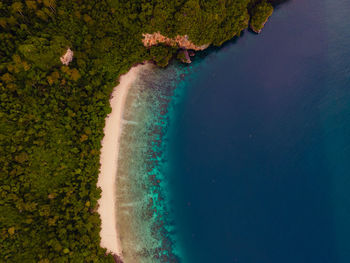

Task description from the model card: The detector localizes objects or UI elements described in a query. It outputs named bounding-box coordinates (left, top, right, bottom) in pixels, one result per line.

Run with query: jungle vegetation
left=0, top=0, right=275, bottom=262
left=249, top=0, right=274, bottom=33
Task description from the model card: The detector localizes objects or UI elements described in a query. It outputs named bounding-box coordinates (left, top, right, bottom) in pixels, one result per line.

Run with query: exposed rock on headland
left=177, top=49, right=191, bottom=64
left=142, top=32, right=209, bottom=51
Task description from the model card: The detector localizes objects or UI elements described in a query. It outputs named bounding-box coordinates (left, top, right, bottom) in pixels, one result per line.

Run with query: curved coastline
left=96, top=15, right=274, bottom=259
left=97, top=63, right=149, bottom=259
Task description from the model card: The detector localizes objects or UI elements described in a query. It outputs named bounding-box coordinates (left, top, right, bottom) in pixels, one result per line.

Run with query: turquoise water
left=116, top=63, right=190, bottom=262
left=116, top=0, right=350, bottom=262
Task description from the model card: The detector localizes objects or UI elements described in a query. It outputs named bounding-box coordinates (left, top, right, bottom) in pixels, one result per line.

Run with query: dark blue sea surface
left=166, top=0, right=350, bottom=262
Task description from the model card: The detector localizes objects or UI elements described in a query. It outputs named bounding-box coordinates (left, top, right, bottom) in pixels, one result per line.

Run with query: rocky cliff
left=142, top=32, right=209, bottom=51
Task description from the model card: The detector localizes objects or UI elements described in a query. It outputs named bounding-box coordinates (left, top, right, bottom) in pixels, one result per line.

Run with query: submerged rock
left=113, top=254, right=123, bottom=263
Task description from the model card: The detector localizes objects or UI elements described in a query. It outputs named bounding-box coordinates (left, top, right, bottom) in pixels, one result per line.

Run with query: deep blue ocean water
left=164, top=0, right=350, bottom=262
left=117, top=0, right=350, bottom=261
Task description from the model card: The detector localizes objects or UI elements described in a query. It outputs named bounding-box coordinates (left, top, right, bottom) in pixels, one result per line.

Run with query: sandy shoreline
left=97, top=64, right=147, bottom=258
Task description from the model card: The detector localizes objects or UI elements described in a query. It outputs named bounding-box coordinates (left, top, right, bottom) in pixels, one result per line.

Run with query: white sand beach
left=97, top=64, right=147, bottom=258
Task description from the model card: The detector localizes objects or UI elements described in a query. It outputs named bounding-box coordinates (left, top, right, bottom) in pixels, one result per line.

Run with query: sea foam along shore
left=97, top=63, right=149, bottom=259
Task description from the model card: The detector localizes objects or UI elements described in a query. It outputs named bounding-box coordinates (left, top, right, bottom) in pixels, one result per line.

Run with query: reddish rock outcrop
left=142, top=32, right=209, bottom=51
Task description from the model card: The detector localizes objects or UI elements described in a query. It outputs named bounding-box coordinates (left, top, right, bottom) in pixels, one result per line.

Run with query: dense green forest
left=250, top=0, right=274, bottom=33
left=0, top=0, right=275, bottom=262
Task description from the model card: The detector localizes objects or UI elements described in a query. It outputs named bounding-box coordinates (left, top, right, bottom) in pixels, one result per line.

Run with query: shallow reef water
left=116, top=62, right=189, bottom=262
